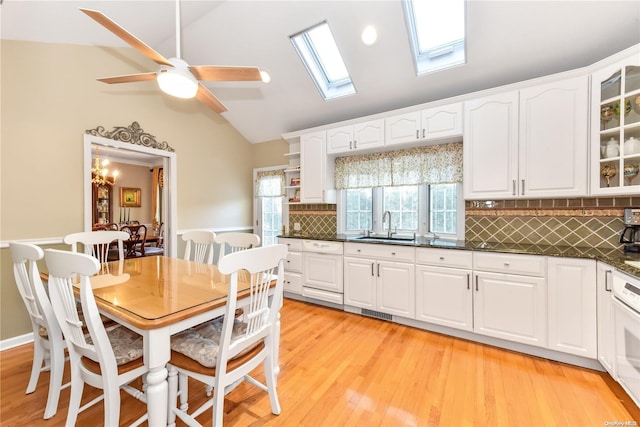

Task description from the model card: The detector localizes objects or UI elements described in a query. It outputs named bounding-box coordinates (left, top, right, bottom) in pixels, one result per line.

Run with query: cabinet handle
left=416, top=130, right=419, bottom=139
left=349, top=141, right=352, bottom=150
left=422, top=129, right=425, bottom=139
left=475, top=275, right=479, bottom=291
left=467, top=273, right=470, bottom=290
left=521, top=179, right=525, bottom=196
left=605, top=269, right=612, bottom=292
left=371, top=263, right=375, bottom=276
left=354, top=140, right=357, bottom=149
left=512, top=180, right=516, bottom=196
left=377, top=263, right=380, bottom=277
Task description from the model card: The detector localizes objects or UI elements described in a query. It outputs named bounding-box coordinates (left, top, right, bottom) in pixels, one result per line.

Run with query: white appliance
left=612, top=270, right=640, bottom=408
left=302, top=240, right=344, bottom=305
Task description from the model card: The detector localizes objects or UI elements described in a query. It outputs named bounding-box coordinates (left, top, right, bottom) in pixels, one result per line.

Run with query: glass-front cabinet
left=92, top=184, right=112, bottom=225
left=591, top=54, right=640, bottom=194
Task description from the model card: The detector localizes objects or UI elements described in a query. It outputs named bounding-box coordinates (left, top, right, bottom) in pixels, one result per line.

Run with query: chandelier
left=91, top=149, right=119, bottom=186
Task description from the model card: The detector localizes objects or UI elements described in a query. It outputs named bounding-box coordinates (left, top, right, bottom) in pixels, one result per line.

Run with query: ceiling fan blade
left=80, top=8, right=173, bottom=67
left=189, top=66, right=262, bottom=82
left=97, top=72, right=158, bottom=84
left=196, top=84, right=227, bottom=113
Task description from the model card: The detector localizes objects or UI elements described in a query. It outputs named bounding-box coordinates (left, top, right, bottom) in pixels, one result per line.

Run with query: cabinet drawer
left=416, top=248, right=472, bottom=269
left=344, top=243, right=415, bottom=263
left=278, top=237, right=303, bottom=251
left=473, top=252, right=545, bottom=277
left=284, top=272, right=302, bottom=295
left=284, top=251, right=302, bottom=273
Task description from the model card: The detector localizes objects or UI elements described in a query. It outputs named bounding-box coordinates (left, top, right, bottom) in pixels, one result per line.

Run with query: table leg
left=146, top=365, right=168, bottom=426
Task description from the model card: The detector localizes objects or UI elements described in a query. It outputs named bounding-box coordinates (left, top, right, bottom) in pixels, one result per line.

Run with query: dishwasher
left=302, top=240, right=344, bottom=306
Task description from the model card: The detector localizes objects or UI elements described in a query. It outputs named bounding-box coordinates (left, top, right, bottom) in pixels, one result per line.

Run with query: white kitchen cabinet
left=547, top=257, right=597, bottom=358
left=464, top=75, right=588, bottom=199
left=343, top=243, right=415, bottom=318
left=300, top=131, right=335, bottom=203
left=279, top=238, right=303, bottom=295
left=473, top=252, right=547, bottom=347
left=384, top=103, right=462, bottom=146
left=326, top=119, right=384, bottom=154
left=596, top=261, right=616, bottom=377
left=590, top=52, right=640, bottom=195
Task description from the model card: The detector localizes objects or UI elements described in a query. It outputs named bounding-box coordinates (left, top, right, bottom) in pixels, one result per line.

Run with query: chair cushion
left=170, top=317, right=250, bottom=368
left=85, top=325, right=144, bottom=366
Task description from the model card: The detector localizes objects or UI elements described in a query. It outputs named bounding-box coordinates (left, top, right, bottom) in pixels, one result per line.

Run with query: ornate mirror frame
left=83, top=122, right=177, bottom=257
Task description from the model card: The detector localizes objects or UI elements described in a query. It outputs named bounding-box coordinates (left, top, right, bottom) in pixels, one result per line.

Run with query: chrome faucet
left=382, top=210, right=392, bottom=238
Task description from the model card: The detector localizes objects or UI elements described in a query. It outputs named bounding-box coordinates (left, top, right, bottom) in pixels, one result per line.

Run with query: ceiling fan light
left=157, top=68, right=198, bottom=99
left=260, top=70, right=271, bottom=83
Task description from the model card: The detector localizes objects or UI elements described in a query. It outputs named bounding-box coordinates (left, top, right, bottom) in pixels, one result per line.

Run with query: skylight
left=403, top=0, right=466, bottom=75
left=291, top=21, right=356, bottom=100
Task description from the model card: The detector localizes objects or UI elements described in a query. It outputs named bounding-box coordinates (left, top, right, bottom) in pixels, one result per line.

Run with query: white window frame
left=253, top=165, right=287, bottom=246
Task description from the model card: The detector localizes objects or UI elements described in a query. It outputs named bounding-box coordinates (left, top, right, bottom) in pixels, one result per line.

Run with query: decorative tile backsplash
left=287, top=197, right=633, bottom=249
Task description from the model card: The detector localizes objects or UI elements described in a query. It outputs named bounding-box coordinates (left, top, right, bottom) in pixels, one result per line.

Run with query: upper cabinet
left=301, top=131, right=336, bottom=203
left=326, top=119, right=384, bottom=155
left=464, top=75, right=588, bottom=199
left=591, top=53, right=640, bottom=195
left=384, top=103, right=463, bottom=146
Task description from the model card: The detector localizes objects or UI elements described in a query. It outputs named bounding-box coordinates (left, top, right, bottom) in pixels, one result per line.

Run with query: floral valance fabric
left=335, top=142, right=463, bottom=189
left=256, top=169, right=285, bottom=197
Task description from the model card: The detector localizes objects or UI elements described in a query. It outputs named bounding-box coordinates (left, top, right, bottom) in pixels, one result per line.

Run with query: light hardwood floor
left=1, top=299, right=638, bottom=426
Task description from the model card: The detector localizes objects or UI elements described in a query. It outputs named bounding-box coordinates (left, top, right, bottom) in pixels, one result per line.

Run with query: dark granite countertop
left=278, top=233, right=640, bottom=278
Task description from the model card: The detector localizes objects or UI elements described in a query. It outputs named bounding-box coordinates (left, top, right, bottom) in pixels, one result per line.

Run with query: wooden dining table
left=87, top=255, right=278, bottom=426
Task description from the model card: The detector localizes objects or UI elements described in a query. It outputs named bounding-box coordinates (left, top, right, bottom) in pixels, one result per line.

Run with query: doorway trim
left=83, top=123, right=177, bottom=257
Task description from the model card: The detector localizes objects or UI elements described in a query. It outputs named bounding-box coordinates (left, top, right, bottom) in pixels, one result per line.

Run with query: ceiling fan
left=79, top=1, right=265, bottom=113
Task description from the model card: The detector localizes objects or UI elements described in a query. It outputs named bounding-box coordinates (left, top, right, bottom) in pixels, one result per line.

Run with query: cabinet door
left=597, top=262, right=616, bottom=376
left=354, top=119, right=385, bottom=151
left=415, top=265, right=472, bottom=331
left=377, top=261, right=415, bottom=318
left=326, top=125, right=353, bottom=154
left=343, top=257, right=376, bottom=309
left=421, top=103, right=463, bottom=140
left=302, top=252, right=343, bottom=293
left=301, top=131, right=332, bottom=203
left=384, top=112, right=420, bottom=146
left=519, top=76, right=588, bottom=198
left=547, top=258, right=596, bottom=358
left=463, top=91, right=519, bottom=199
left=284, top=272, right=303, bottom=295
left=474, top=271, right=547, bottom=347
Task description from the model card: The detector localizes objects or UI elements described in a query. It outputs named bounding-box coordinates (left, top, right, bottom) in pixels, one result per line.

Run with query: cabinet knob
left=391, top=252, right=396, bottom=255
left=504, top=262, right=510, bottom=266
left=439, top=256, right=445, bottom=260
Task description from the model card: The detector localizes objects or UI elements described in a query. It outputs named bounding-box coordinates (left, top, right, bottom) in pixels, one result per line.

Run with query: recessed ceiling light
left=361, top=25, right=377, bottom=46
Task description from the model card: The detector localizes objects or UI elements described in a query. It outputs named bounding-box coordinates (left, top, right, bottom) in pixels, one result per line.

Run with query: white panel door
left=353, top=119, right=385, bottom=151
left=519, top=76, right=588, bottom=198
left=547, top=257, right=597, bottom=358
left=463, top=91, right=519, bottom=199
left=377, top=261, right=415, bottom=318
left=326, top=125, right=353, bottom=154
left=302, top=252, right=343, bottom=293
left=474, top=271, right=547, bottom=347
left=300, top=131, right=327, bottom=203
left=385, top=112, right=420, bottom=146
left=596, top=262, right=616, bottom=376
left=343, top=257, right=376, bottom=309
left=415, top=265, right=473, bottom=331
left=421, top=103, right=463, bottom=140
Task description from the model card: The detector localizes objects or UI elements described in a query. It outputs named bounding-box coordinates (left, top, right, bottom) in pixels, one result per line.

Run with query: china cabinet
left=92, top=184, right=112, bottom=224
left=464, top=75, right=588, bottom=199
left=547, top=258, right=596, bottom=358
left=591, top=53, right=640, bottom=194
left=384, top=102, right=463, bottom=146
left=300, top=131, right=335, bottom=203
left=326, top=119, right=384, bottom=154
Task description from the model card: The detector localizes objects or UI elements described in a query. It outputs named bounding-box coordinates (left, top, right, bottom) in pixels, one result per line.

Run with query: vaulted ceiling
left=2, top=1, right=639, bottom=143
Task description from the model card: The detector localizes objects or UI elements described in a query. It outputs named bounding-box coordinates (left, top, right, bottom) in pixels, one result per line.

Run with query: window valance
left=335, top=142, right=463, bottom=189
left=256, top=169, right=285, bottom=197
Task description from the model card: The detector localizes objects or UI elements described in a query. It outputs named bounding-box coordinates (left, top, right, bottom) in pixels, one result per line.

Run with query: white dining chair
left=214, top=232, right=260, bottom=265
left=9, top=242, right=68, bottom=420
left=182, top=230, right=216, bottom=264
left=64, top=230, right=130, bottom=263
left=44, top=249, right=149, bottom=427
left=167, top=244, right=288, bottom=426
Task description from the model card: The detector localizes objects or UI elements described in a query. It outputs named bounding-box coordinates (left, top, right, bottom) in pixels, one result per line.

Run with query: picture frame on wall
left=120, top=187, right=141, bottom=207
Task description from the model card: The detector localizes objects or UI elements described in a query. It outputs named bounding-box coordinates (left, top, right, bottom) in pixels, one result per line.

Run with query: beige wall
left=252, top=137, right=289, bottom=169
left=0, top=40, right=285, bottom=341
left=109, top=162, right=155, bottom=226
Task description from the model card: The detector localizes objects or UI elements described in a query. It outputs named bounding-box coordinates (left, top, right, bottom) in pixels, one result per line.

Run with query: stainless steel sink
left=355, top=235, right=415, bottom=243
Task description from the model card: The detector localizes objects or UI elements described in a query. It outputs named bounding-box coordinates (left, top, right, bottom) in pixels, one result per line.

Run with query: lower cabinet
left=343, top=243, right=415, bottom=318
left=278, top=238, right=303, bottom=296
left=596, top=261, right=616, bottom=377
left=547, top=257, right=597, bottom=358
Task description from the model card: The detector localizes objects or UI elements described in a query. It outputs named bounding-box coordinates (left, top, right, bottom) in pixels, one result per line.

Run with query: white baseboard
left=1, top=332, right=34, bottom=351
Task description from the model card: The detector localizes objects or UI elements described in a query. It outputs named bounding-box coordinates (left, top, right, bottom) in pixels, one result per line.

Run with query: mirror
left=83, top=123, right=177, bottom=257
